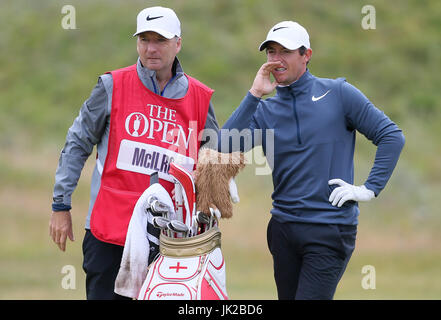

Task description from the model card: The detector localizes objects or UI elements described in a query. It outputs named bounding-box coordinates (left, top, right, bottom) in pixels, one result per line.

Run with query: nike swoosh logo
left=273, top=26, right=288, bottom=32
left=312, top=89, right=331, bottom=102
left=146, top=15, right=163, bottom=21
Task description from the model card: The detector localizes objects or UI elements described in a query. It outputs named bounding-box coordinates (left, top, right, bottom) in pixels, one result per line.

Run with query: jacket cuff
left=52, top=203, right=72, bottom=211
left=363, top=182, right=379, bottom=197
left=246, top=91, right=262, bottom=103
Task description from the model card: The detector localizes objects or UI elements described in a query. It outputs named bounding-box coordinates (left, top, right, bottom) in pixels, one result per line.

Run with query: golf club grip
left=150, top=171, right=159, bottom=186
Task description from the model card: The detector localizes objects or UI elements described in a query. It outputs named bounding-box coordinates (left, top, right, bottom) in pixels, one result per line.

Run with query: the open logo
left=125, top=112, right=148, bottom=137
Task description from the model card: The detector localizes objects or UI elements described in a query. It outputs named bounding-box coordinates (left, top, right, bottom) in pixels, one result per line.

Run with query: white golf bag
left=137, top=227, right=228, bottom=300
left=137, top=162, right=228, bottom=300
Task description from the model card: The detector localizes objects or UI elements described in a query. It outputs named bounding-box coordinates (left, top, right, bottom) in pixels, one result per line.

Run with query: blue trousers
left=266, top=217, right=357, bottom=300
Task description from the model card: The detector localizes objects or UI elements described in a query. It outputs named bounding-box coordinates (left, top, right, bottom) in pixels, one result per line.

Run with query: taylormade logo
left=157, top=291, right=185, bottom=298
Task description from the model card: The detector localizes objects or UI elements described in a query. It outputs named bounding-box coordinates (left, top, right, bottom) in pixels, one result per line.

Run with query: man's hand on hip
left=49, top=211, right=74, bottom=251
left=328, top=179, right=375, bottom=207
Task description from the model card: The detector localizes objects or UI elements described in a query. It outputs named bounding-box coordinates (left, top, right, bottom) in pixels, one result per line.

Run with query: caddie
left=49, top=6, right=218, bottom=299
left=220, top=21, right=405, bottom=299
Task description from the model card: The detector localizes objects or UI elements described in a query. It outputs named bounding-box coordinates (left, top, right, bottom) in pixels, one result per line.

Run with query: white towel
left=114, top=183, right=175, bottom=299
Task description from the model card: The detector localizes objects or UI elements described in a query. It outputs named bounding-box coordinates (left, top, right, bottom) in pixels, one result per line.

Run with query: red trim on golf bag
left=90, top=64, right=213, bottom=246
left=137, top=247, right=228, bottom=300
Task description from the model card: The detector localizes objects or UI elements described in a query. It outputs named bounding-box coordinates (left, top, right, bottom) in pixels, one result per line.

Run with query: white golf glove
left=328, top=179, right=375, bottom=207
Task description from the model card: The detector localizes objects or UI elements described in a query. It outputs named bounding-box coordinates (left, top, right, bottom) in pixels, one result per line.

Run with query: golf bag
left=137, top=162, right=228, bottom=300
left=137, top=227, right=228, bottom=300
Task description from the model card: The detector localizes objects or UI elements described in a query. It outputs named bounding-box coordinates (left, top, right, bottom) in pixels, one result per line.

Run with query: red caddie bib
left=90, top=64, right=213, bottom=246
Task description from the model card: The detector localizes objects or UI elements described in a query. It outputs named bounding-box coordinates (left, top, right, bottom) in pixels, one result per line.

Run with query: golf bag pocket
left=137, top=227, right=228, bottom=300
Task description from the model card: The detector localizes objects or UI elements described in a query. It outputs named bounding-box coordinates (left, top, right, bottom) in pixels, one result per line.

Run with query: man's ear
left=175, top=37, right=182, bottom=55
left=305, top=48, right=313, bottom=63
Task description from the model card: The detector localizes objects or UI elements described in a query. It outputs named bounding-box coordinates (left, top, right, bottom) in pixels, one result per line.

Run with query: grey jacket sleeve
left=199, top=101, right=220, bottom=150
left=52, top=77, right=109, bottom=211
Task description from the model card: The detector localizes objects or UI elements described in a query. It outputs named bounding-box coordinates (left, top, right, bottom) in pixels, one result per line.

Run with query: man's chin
left=274, top=75, right=296, bottom=87
left=142, top=60, right=162, bottom=71
left=272, top=74, right=287, bottom=86
left=146, top=64, right=161, bottom=71
left=275, top=78, right=289, bottom=86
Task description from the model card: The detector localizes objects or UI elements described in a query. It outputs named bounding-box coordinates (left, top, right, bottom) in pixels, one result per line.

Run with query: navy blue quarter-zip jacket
left=219, top=69, right=405, bottom=225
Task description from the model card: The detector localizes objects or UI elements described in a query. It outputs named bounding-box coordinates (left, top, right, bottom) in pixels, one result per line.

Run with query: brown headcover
left=194, top=149, right=245, bottom=219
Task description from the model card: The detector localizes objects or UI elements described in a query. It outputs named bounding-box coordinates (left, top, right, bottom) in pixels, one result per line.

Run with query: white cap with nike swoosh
left=259, top=21, right=310, bottom=51
left=133, top=6, right=181, bottom=39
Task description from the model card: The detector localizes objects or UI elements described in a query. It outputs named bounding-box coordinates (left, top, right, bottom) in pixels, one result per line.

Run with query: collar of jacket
left=136, top=57, right=185, bottom=88
left=276, top=68, right=314, bottom=97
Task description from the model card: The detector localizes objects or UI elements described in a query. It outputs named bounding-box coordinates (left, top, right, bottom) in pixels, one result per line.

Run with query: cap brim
left=259, top=38, right=306, bottom=51
left=133, top=28, right=176, bottom=39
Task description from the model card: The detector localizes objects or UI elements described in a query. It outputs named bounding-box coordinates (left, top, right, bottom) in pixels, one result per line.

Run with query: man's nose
left=147, top=42, right=158, bottom=54
left=268, top=52, right=281, bottom=62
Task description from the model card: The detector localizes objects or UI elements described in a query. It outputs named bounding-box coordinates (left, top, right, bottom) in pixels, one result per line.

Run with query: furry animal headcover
left=194, top=149, right=245, bottom=219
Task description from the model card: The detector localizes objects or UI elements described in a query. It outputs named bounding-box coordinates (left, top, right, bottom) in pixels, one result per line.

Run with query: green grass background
left=0, top=0, right=440, bottom=299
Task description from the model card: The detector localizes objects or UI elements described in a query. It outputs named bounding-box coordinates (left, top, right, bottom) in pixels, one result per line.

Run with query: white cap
left=259, top=21, right=310, bottom=51
left=133, top=6, right=181, bottom=38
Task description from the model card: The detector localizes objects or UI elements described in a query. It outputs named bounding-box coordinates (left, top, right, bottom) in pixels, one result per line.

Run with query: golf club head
left=150, top=199, right=169, bottom=215
left=145, top=195, right=159, bottom=215
left=196, top=211, right=211, bottom=225
left=152, top=216, right=170, bottom=229
left=167, top=220, right=189, bottom=234
left=146, top=195, right=158, bottom=207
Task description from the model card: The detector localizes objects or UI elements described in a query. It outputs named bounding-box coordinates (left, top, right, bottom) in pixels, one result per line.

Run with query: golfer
left=50, top=6, right=218, bottom=299
left=220, top=21, right=405, bottom=299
